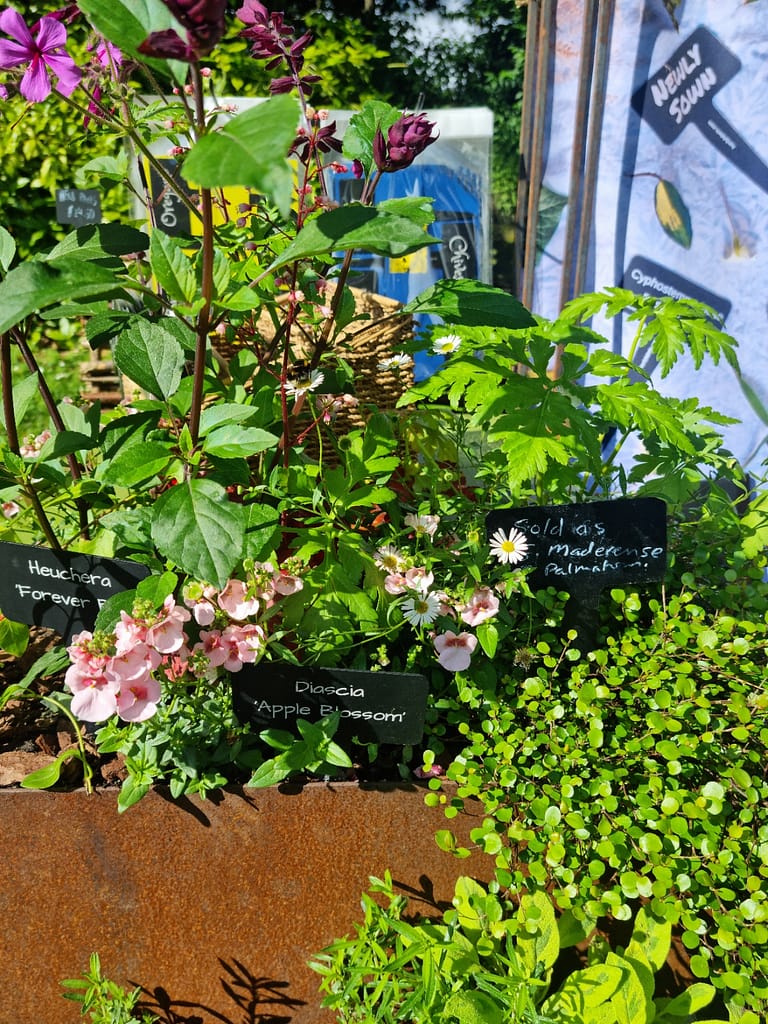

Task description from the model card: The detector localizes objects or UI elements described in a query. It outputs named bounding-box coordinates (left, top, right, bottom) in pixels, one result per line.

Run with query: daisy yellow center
left=500, top=539, right=520, bottom=553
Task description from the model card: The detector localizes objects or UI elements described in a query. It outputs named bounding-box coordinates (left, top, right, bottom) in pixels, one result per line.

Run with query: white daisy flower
left=489, top=527, right=529, bottom=565
left=402, top=591, right=440, bottom=627
left=404, top=513, right=440, bottom=538
left=432, top=333, right=461, bottom=355
left=283, top=369, right=324, bottom=399
left=377, top=353, right=413, bottom=372
left=374, top=544, right=406, bottom=573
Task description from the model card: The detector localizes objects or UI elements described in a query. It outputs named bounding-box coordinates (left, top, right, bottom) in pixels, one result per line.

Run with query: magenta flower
left=433, top=630, right=478, bottom=673
left=0, top=8, right=81, bottom=103
left=373, top=112, right=438, bottom=173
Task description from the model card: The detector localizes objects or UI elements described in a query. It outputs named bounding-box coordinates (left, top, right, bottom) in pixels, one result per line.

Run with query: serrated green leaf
left=270, top=206, right=437, bottom=271
left=77, top=0, right=185, bottom=81
left=404, top=279, right=536, bottom=328
left=202, top=425, right=278, bottom=459
left=114, top=318, right=185, bottom=399
left=149, top=230, right=197, bottom=303
left=99, top=440, right=173, bottom=487
left=342, top=100, right=400, bottom=170
left=0, top=258, right=120, bottom=333
left=151, top=477, right=245, bottom=586
left=182, top=96, right=299, bottom=217
left=378, top=196, right=435, bottom=226
left=47, top=224, right=149, bottom=264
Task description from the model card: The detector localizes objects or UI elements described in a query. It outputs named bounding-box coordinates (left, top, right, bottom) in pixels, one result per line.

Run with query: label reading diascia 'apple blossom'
left=232, top=663, right=429, bottom=745
left=0, top=541, right=150, bottom=640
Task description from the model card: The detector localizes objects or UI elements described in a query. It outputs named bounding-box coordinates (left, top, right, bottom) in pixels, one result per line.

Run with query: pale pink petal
left=116, top=677, right=161, bottom=722
left=70, top=681, right=119, bottom=722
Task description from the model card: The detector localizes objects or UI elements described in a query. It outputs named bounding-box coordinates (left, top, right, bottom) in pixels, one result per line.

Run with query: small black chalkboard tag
left=55, top=188, right=102, bottom=227
left=0, top=542, right=150, bottom=641
left=232, top=663, right=429, bottom=746
left=486, top=497, right=667, bottom=649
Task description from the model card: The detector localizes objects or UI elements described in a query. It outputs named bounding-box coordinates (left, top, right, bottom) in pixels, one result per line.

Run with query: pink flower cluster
left=65, top=565, right=303, bottom=724
left=375, top=524, right=501, bottom=674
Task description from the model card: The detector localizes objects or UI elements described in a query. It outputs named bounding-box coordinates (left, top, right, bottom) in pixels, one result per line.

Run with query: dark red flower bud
left=140, top=0, right=226, bottom=60
left=373, top=112, right=438, bottom=173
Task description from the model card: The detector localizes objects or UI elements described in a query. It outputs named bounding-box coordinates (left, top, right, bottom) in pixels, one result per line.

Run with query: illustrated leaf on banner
left=536, top=186, right=568, bottom=261
left=151, top=478, right=246, bottom=586
left=269, top=206, right=437, bottom=271
left=182, top=96, right=299, bottom=218
left=654, top=179, right=692, bottom=249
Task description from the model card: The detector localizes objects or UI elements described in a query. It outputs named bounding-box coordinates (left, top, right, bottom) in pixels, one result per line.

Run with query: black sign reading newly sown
left=486, top=498, right=667, bottom=648
left=632, top=26, right=768, bottom=196
left=0, top=542, right=150, bottom=641
left=55, top=188, right=102, bottom=227
left=232, top=663, right=429, bottom=745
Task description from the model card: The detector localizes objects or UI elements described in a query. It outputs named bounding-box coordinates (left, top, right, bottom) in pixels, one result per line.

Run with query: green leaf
left=270, top=206, right=437, bottom=270
left=202, top=425, right=279, bottom=459
left=248, top=756, right=292, bottom=788
left=99, top=440, right=173, bottom=487
left=114, top=318, right=186, bottom=399
left=20, top=750, right=81, bottom=790
left=182, top=96, right=299, bottom=218
left=77, top=0, right=183, bottom=76
left=0, top=615, right=29, bottom=656
left=149, top=231, right=197, bottom=303
left=342, top=100, right=400, bottom=170
left=136, top=570, right=177, bottom=608
left=94, top=590, right=138, bottom=633
left=47, top=224, right=149, bottom=264
left=517, top=889, right=559, bottom=974
left=404, top=279, right=536, bottom=328
left=0, top=373, right=38, bottom=432
left=0, top=258, right=120, bottom=333
left=542, top=963, right=624, bottom=1016
left=378, top=196, right=436, bottom=226
left=19, top=646, right=68, bottom=686
left=151, top=477, right=245, bottom=586
left=658, top=982, right=716, bottom=1017
left=443, top=990, right=504, bottom=1024
left=0, top=225, right=16, bottom=272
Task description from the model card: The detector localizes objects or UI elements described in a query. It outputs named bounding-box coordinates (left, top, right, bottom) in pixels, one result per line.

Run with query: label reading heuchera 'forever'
left=232, top=663, right=429, bottom=745
left=0, top=541, right=150, bottom=641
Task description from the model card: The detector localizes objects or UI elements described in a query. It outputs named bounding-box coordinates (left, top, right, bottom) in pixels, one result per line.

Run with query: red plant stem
left=188, top=65, right=215, bottom=448
left=13, top=330, right=90, bottom=538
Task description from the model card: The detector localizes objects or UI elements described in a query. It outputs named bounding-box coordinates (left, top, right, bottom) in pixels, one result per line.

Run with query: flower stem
left=188, top=65, right=215, bottom=447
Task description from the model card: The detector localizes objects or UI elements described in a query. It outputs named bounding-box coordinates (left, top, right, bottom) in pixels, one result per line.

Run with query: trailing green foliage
left=61, top=953, right=158, bottom=1024
left=310, top=871, right=729, bottom=1023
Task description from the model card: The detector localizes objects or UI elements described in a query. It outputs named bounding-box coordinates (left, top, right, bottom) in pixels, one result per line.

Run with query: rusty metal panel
left=0, top=784, right=495, bottom=1024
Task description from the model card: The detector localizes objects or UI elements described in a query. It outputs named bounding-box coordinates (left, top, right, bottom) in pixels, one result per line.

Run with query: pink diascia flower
left=433, top=630, right=478, bottom=673
left=1, top=500, right=19, bottom=518
left=272, top=569, right=303, bottom=596
left=218, top=578, right=260, bottom=620
left=146, top=595, right=191, bottom=654
left=460, top=587, right=500, bottom=627
left=0, top=8, right=81, bottom=103
left=404, top=566, right=434, bottom=594
left=220, top=622, right=266, bottom=671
